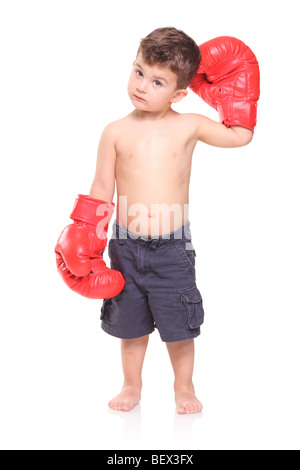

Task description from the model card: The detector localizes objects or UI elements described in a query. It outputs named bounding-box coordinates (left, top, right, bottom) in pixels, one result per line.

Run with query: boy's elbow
left=239, top=132, right=253, bottom=147
left=231, top=126, right=253, bottom=147
left=89, top=182, right=114, bottom=203
left=244, top=130, right=253, bottom=146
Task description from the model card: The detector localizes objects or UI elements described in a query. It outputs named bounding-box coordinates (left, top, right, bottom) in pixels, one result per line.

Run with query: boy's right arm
left=89, top=123, right=117, bottom=203
left=55, top=122, right=125, bottom=299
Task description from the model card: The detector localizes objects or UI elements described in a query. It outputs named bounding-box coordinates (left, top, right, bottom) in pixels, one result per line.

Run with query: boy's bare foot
left=175, top=385, right=203, bottom=414
left=108, top=385, right=141, bottom=412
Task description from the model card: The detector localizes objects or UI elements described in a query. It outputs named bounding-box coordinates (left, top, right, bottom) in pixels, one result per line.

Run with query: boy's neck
left=131, top=107, right=176, bottom=121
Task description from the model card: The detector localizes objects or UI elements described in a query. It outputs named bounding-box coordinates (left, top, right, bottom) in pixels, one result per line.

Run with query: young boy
left=56, top=28, right=259, bottom=414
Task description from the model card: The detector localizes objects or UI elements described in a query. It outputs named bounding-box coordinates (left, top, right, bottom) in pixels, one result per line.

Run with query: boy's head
left=136, top=27, right=201, bottom=90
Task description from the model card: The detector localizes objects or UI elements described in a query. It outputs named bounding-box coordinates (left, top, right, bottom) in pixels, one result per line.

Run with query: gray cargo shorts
left=100, top=221, right=205, bottom=342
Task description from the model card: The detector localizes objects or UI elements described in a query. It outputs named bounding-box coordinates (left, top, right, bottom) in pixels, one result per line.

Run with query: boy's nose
left=137, top=81, right=148, bottom=93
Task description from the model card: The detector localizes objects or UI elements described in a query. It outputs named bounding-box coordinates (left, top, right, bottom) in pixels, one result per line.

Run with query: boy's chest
left=115, top=127, right=195, bottom=171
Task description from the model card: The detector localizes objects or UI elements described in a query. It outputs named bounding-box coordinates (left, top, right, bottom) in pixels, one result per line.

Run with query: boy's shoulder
left=179, top=112, right=205, bottom=122
left=173, top=112, right=206, bottom=131
left=100, top=116, right=128, bottom=142
left=170, top=112, right=205, bottom=123
left=171, top=112, right=206, bottom=128
left=103, top=114, right=132, bottom=134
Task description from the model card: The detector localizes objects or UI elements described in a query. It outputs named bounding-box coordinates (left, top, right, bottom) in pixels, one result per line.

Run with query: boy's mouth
left=134, top=94, right=146, bottom=102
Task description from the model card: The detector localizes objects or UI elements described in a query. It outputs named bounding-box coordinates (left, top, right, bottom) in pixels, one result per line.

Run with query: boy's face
left=128, top=53, right=187, bottom=113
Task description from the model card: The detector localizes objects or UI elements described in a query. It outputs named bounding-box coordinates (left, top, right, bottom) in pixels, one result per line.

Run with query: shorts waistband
left=112, top=220, right=191, bottom=242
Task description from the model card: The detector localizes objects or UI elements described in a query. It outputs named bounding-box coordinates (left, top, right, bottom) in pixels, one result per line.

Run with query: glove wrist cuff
left=218, top=101, right=257, bottom=133
left=70, top=194, right=115, bottom=228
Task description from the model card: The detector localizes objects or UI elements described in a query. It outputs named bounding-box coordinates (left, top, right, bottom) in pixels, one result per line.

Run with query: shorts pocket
left=175, top=242, right=195, bottom=269
left=180, top=286, right=204, bottom=329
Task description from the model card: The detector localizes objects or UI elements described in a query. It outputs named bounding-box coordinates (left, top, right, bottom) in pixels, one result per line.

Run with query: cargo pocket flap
left=180, top=286, right=204, bottom=329
left=180, top=287, right=202, bottom=304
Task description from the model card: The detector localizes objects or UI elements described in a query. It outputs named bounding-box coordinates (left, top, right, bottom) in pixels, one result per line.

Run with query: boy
left=56, top=28, right=259, bottom=414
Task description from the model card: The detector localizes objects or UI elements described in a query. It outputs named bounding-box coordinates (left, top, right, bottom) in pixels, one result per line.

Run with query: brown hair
left=136, top=27, right=201, bottom=89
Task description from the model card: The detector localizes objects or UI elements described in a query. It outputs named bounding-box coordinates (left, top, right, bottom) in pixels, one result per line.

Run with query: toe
left=121, top=402, right=128, bottom=411
left=187, top=405, right=194, bottom=414
left=123, top=402, right=132, bottom=411
left=177, top=404, right=186, bottom=414
left=109, top=400, right=120, bottom=410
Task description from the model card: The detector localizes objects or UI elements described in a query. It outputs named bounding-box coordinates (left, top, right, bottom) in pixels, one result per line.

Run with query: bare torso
left=113, top=110, right=198, bottom=236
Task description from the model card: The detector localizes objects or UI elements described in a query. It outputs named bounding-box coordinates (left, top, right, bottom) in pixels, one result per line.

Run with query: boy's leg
left=108, top=335, right=149, bottom=411
left=166, top=339, right=203, bottom=414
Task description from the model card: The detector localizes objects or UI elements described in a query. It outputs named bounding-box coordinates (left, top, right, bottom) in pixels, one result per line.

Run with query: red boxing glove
left=189, top=36, right=260, bottom=132
left=55, top=195, right=125, bottom=299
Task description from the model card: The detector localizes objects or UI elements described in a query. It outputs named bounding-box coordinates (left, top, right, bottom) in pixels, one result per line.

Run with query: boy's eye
left=154, top=80, right=162, bottom=87
left=136, top=70, right=143, bottom=78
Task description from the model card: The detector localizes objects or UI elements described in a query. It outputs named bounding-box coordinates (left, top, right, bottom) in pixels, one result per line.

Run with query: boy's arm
left=196, top=114, right=253, bottom=148
left=54, top=121, right=125, bottom=300
left=89, top=123, right=117, bottom=203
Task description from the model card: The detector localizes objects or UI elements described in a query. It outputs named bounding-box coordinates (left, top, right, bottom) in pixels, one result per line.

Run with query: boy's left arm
left=190, top=36, right=260, bottom=148
left=196, top=114, right=253, bottom=148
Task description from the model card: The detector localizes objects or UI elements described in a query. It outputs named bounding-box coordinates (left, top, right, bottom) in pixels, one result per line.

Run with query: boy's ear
left=170, top=89, right=188, bottom=104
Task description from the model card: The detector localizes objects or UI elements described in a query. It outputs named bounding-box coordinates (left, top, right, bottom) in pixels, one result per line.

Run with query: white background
left=1, top=0, right=299, bottom=450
